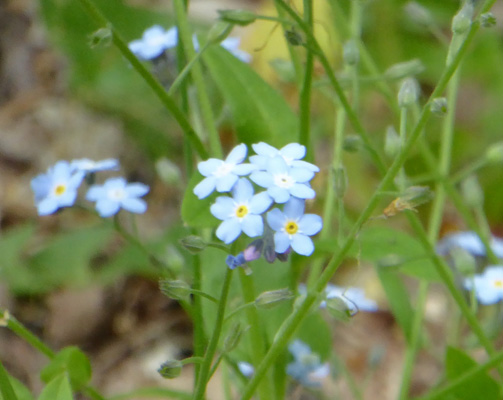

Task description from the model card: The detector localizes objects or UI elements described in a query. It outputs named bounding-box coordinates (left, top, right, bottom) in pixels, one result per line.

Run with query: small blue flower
left=325, top=284, right=378, bottom=313
left=250, top=142, right=319, bottom=172
left=237, top=361, right=255, bottom=377
left=250, top=156, right=315, bottom=203
left=464, top=265, right=503, bottom=305
left=267, top=198, right=322, bottom=256
left=211, top=178, right=272, bottom=244
left=128, top=25, right=178, bottom=60
left=86, top=177, right=149, bottom=217
left=226, top=253, right=246, bottom=269
left=220, top=37, right=252, bottom=63
left=436, top=231, right=503, bottom=258
left=286, top=340, right=329, bottom=388
left=70, top=158, right=120, bottom=174
left=194, top=144, right=256, bottom=199
left=31, top=161, right=85, bottom=216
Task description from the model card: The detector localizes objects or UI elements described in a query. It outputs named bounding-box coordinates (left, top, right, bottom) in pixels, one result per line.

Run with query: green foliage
left=181, top=173, right=219, bottom=229
left=40, top=347, right=91, bottom=391
left=37, top=374, right=73, bottom=400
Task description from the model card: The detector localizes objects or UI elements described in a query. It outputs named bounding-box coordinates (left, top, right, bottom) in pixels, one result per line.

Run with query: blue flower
left=194, top=144, right=256, bottom=199
left=128, top=25, right=178, bottom=60
left=86, top=177, right=149, bottom=217
left=220, top=37, right=252, bottom=63
left=226, top=253, right=246, bottom=269
left=250, top=142, right=319, bottom=172
left=237, top=361, right=254, bottom=377
left=70, top=158, right=120, bottom=174
left=436, top=231, right=503, bottom=258
left=210, top=178, right=272, bottom=244
left=464, top=265, right=503, bottom=305
left=31, top=161, right=85, bottom=216
left=250, top=156, right=316, bottom=203
left=325, top=284, right=378, bottom=313
left=286, top=340, right=329, bottom=388
left=266, top=198, right=322, bottom=256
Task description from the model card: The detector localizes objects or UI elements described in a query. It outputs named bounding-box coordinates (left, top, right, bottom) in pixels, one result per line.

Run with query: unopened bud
left=404, top=2, right=433, bottom=27
left=0, top=310, right=10, bottom=327
left=343, top=40, right=359, bottom=66
left=88, top=25, right=112, bottom=48
left=285, top=29, right=303, bottom=46
left=159, top=279, right=191, bottom=302
left=384, top=125, right=401, bottom=158
left=180, top=235, right=207, bottom=254
left=450, top=247, right=476, bottom=276
left=243, top=239, right=264, bottom=262
left=326, top=297, right=353, bottom=322
left=218, top=9, right=257, bottom=26
left=224, top=323, right=245, bottom=351
left=461, top=175, right=483, bottom=207
left=333, top=167, right=347, bottom=197
left=255, top=288, right=294, bottom=309
left=480, top=12, right=496, bottom=28
left=430, top=97, right=448, bottom=116
left=452, top=2, right=473, bottom=34
left=398, top=78, right=420, bottom=108
left=158, top=360, right=182, bottom=379
left=343, top=135, right=362, bottom=153
left=485, top=142, right=503, bottom=164
left=156, top=158, right=182, bottom=185
left=384, top=59, right=424, bottom=81
left=207, top=21, right=233, bottom=44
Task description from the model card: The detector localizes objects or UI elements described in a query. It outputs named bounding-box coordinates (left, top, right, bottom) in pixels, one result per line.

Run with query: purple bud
left=243, top=239, right=264, bottom=262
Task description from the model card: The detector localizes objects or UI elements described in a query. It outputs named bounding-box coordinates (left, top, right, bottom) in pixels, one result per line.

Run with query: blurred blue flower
left=250, top=142, right=319, bottom=172
left=194, top=144, right=256, bottom=199
left=436, top=231, right=503, bottom=258
left=31, top=160, right=85, bottom=216
left=237, top=361, right=254, bottom=377
left=220, top=37, right=252, bottom=63
left=267, top=198, right=322, bottom=256
left=211, top=178, right=272, bottom=244
left=325, top=284, right=378, bottom=313
left=464, top=265, right=503, bottom=305
left=70, top=158, right=120, bottom=174
left=250, top=156, right=315, bottom=203
left=86, top=177, right=149, bottom=217
left=286, top=340, right=329, bottom=388
left=226, top=253, right=246, bottom=269
left=128, top=25, right=178, bottom=60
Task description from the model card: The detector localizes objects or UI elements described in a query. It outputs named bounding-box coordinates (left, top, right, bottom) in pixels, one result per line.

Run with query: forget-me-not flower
left=237, top=361, right=254, bottom=377
left=86, top=177, right=149, bottom=217
left=267, top=198, right=322, bottom=256
left=128, top=25, right=178, bottom=60
left=31, top=161, right=85, bottom=216
left=464, top=265, right=503, bottom=305
left=226, top=253, right=246, bottom=270
left=436, top=231, right=503, bottom=258
left=70, top=158, right=120, bottom=174
left=194, top=144, right=256, bottom=199
left=286, top=340, right=329, bottom=388
left=250, top=142, right=319, bottom=172
left=250, top=156, right=315, bottom=203
left=210, top=178, right=272, bottom=244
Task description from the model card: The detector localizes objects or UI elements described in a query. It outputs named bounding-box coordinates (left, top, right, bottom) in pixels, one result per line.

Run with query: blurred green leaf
left=37, top=374, right=73, bottom=400
left=445, top=346, right=499, bottom=400
left=181, top=172, right=219, bottom=229
left=40, top=347, right=91, bottom=391
left=203, top=45, right=298, bottom=147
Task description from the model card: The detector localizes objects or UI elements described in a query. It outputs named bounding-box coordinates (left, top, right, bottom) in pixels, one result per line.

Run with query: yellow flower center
left=285, top=221, right=298, bottom=235
left=494, top=280, right=503, bottom=288
left=54, top=184, right=66, bottom=196
left=235, top=205, right=248, bottom=218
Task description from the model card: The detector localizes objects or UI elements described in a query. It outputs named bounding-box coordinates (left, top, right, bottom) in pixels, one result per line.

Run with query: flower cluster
left=193, top=143, right=322, bottom=261
left=128, top=25, right=251, bottom=62
left=31, top=159, right=149, bottom=218
left=286, top=340, right=330, bottom=388
left=436, top=231, right=503, bottom=258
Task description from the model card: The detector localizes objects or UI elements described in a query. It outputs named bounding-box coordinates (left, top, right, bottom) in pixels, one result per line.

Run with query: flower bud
left=480, top=12, right=496, bottom=28
left=384, top=125, right=401, bottom=158
left=207, top=21, right=233, bottom=44
left=285, top=29, right=303, bottom=46
left=0, top=310, right=10, bottom=327
left=430, top=97, right=448, bottom=116
left=343, top=40, right=359, bottom=66
left=88, top=25, right=112, bottom=48
left=461, top=175, right=483, bottom=208
left=218, top=9, right=257, bottom=26
left=325, top=297, right=353, bottom=322
left=156, top=158, right=182, bottom=185
left=343, top=134, right=362, bottom=153
left=384, top=59, right=424, bottom=81
left=452, top=2, right=473, bottom=34
left=243, top=239, right=264, bottom=262
left=485, top=142, right=503, bottom=164
left=255, top=288, right=294, bottom=309
left=224, top=322, right=245, bottom=352
left=180, top=235, right=207, bottom=254
left=333, top=167, right=347, bottom=198
left=398, top=78, right=420, bottom=108
left=404, top=2, right=433, bottom=27
left=158, top=360, right=182, bottom=379
left=159, top=279, right=191, bottom=302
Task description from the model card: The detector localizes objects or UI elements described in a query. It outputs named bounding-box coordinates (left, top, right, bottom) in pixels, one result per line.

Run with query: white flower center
left=108, top=187, right=126, bottom=201
left=273, top=173, right=294, bottom=189
left=214, top=162, right=234, bottom=178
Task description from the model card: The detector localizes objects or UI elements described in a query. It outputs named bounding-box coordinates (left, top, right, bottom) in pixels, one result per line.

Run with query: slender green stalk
left=450, top=157, right=488, bottom=184
left=192, top=254, right=207, bottom=383
left=76, top=0, right=208, bottom=160
left=173, top=0, right=222, bottom=158
left=398, top=106, right=408, bottom=191
left=193, top=268, right=234, bottom=400
left=0, top=360, right=18, bottom=400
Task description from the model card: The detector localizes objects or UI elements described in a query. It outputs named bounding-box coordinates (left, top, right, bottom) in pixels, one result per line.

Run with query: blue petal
left=125, top=183, right=150, bottom=197
left=86, top=186, right=106, bottom=202
left=288, top=340, right=312, bottom=359
left=194, top=177, right=216, bottom=199
left=232, top=178, right=254, bottom=202
left=292, top=160, right=320, bottom=172
left=267, top=209, right=285, bottom=231
left=249, top=192, right=272, bottom=214
left=241, top=215, right=263, bottom=237
left=267, top=156, right=288, bottom=174
left=104, top=177, right=127, bottom=190
left=274, top=232, right=290, bottom=253
left=96, top=199, right=121, bottom=217
left=210, top=197, right=235, bottom=220
left=299, top=214, right=323, bottom=236
left=37, top=198, right=59, bottom=215
left=290, top=167, right=314, bottom=183
left=121, top=198, right=148, bottom=214
left=233, top=163, right=256, bottom=175
left=280, top=143, right=305, bottom=160
left=268, top=186, right=290, bottom=203
left=216, top=174, right=238, bottom=193
left=198, top=159, right=222, bottom=176
left=252, top=142, right=277, bottom=157
left=291, top=234, right=314, bottom=256
left=226, top=143, right=247, bottom=164
left=57, top=190, right=78, bottom=207
left=250, top=171, right=273, bottom=188
left=289, top=183, right=315, bottom=199
left=283, top=197, right=305, bottom=219
left=249, top=155, right=268, bottom=170
left=31, top=175, right=51, bottom=201
left=216, top=219, right=242, bottom=244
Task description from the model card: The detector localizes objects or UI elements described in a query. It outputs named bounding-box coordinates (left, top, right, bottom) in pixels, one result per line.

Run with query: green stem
left=192, top=254, right=206, bottom=383
left=398, top=106, right=408, bottom=191
left=173, top=0, right=223, bottom=158
left=193, top=268, right=234, bottom=400
left=0, top=360, right=18, bottom=400
left=75, top=0, right=208, bottom=160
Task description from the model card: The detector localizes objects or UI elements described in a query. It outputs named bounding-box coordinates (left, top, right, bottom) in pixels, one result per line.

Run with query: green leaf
left=40, top=347, right=91, bottom=392
left=181, top=172, right=219, bottom=229
left=445, top=346, right=499, bottom=400
left=203, top=45, right=298, bottom=147
left=37, top=374, right=73, bottom=400
left=4, top=376, right=34, bottom=400
left=296, top=313, right=332, bottom=361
